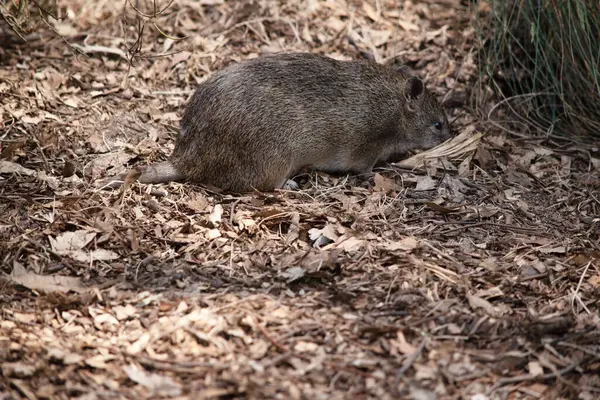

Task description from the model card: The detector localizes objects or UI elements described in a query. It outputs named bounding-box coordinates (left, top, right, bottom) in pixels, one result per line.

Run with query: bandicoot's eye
left=433, top=122, right=443, bottom=131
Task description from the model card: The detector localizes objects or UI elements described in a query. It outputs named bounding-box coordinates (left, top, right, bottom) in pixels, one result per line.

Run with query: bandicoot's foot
left=282, top=179, right=299, bottom=190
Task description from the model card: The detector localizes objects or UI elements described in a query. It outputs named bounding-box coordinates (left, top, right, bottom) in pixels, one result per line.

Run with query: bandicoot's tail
left=97, top=161, right=184, bottom=189
left=137, top=161, right=184, bottom=184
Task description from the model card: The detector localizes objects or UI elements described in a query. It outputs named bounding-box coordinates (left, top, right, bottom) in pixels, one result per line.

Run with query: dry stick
left=439, top=221, right=543, bottom=235
left=34, top=4, right=88, bottom=59
left=137, top=355, right=229, bottom=372
left=0, top=7, right=27, bottom=41
left=256, top=324, right=378, bottom=379
left=229, top=199, right=242, bottom=225
left=70, top=43, right=128, bottom=60
left=120, top=0, right=187, bottom=82
left=488, top=361, right=581, bottom=394
left=322, top=362, right=375, bottom=379
left=127, top=0, right=175, bottom=19
left=257, top=322, right=289, bottom=353
left=395, top=339, right=427, bottom=391
left=21, top=236, right=79, bottom=274
left=212, top=17, right=296, bottom=39
left=558, top=342, right=600, bottom=359
left=571, top=261, right=592, bottom=315
left=260, top=351, right=294, bottom=369
left=254, top=318, right=378, bottom=379
left=442, top=42, right=475, bottom=106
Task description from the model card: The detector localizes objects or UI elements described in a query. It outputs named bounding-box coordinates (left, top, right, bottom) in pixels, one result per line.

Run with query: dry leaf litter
left=0, top=1, right=599, bottom=399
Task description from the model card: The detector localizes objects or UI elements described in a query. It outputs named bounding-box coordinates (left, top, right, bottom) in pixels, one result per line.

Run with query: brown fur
left=103, top=52, right=451, bottom=193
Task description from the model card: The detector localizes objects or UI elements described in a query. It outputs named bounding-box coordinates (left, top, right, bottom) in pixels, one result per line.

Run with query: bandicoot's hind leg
left=265, top=163, right=299, bottom=191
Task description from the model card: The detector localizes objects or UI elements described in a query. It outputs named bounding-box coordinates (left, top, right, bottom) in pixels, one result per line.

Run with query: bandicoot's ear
left=394, top=64, right=414, bottom=76
left=404, top=76, right=426, bottom=110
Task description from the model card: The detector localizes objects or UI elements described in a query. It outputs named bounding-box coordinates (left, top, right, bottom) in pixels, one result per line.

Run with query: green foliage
left=476, top=0, right=600, bottom=138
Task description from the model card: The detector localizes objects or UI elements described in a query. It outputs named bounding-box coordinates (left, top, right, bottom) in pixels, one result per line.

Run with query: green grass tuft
left=475, top=0, right=600, bottom=139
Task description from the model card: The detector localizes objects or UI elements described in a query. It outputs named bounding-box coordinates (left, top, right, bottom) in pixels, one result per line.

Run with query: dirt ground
left=1, top=0, right=599, bottom=399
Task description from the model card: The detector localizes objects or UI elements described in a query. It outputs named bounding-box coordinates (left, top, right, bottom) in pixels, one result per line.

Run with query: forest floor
left=1, top=1, right=599, bottom=399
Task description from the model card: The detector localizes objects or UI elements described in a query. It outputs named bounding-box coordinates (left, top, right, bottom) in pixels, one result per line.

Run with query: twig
left=438, top=221, right=544, bottom=235
left=137, top=355, right=229, bottom=372
left=488, top=361, right=581, bottom=394
left=570, top=261, right=592, bottom=315
left=396, top=339, right=427, bottom=385
left=257, top=320, right=289, bottom=353
left=70, top=43, right=127, bottom=60
left=212, top=17, right=295, bottom=38
left=33, top=3, right=88, bottom=58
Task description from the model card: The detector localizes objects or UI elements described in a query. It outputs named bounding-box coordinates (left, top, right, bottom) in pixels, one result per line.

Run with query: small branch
left=488, top=361, right=581, bottom=394
left=70, top=43, right=127, bottom=60
left=396, top=339, right=427, bottom=380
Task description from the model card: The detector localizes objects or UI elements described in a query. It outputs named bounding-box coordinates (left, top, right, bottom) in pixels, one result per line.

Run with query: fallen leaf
left=467, top=293, right=507, bottom=317
left=362, top=2, right=379, bottom=21
left=397, top=129, right=482, bottom=169
left=63, top=96, right=81, bottom=108
left=336, top=236, right=364, bottom=252
left=21, top=115, right=43, bottom=125
left=363, top=28, right=392, bottom=47
left=373, top=173, right=400, bottom=192
left=49, top=230, right=95, bottom=253
left=1, top=362, right=37, bottom=378
left=415, top=175, right=437, bottom=191
left=527, top=383, right=549, bottom=395
left=409, top=386, right=437, bottom=400
left=85, top=355, right=112, bottom=370
left=89, top=152, right=136, bottom=178
left=88, top=133, right=111, bottom=153
left=527, top=361, right=544, bottom=377
left=205, top=229, right=222, bottom=240
left=538, top=246, right=566, bottom=254
left=321, top=223, right=339, bottom=241
left=10, top=262, right=86, bottom=294
left=325, top=16, right=345, bottom=32
left=12, top=312, right=36, bottom=323
left=393, top=331, right=417, bottom=355
left=294, top=341, right=319, bottom=353
left=123, top=363, right=182, bottom=397
left=127, top=333, right=151, bottom=355
left=93, top=312, right=120, bottom=328
left=0, top=160, right=36, bottom=176
left=47, top=348, right=83, bottom=365
left=187, top=194, right=208, bottom=212
left=208, top=204, right=223, bottom=226
left=90, top=249, right=119, bottom=261
left=384, top=236, right=418, bottom=251
left=113, top=305, right=138, bottom=321
left=589, top=274, right=600, bottom=287
left=54, top=21, right=77, bottom=36
left=474, top=287, right=504, bottom=299
left=171, top=50, right=191, bottom=66
left=249, top=340, right=269, bottom=360
left=308, top=223, right=338, bottom=247
left=425, top=202, right=460, bottom=214
left=280, top=266, right=305, bottom=283
left=66, top=248, right=119, bottom=263
left=155, top=112, right=179, bottom=122
left=398, top=19, right=420, bottom=32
